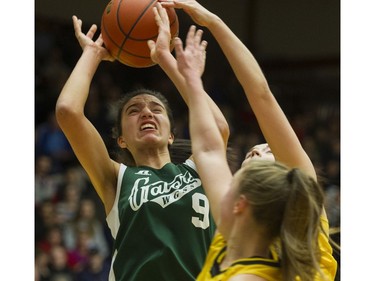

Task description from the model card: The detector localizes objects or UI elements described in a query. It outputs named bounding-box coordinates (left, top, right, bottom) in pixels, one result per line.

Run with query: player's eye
left=152, top=106, right=163, bottom=113
left=127, top=108, right=139, bottom=114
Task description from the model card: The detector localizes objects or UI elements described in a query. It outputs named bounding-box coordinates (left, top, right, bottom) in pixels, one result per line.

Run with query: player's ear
left=117, top=136, right=127, bottom=149
left=168, top=133, right=174, bottom=145
left=233, top=195, right=248, bottom=214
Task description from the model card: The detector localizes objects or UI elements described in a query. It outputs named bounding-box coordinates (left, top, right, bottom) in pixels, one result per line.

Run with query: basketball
left=101, top=0, right=179, bottom=68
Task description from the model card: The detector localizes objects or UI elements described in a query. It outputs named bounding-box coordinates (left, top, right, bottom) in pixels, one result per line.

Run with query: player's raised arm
left=55, top=16, right=118, bottom=214
left=148, top=3, right=230, bottom=148
left=173, top=25, right=233, bottom=227
left=162, top=0, right=315, bottom=179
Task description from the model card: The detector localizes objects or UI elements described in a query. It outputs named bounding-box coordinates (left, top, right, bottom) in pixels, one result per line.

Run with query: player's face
left=118, top=94, right=174, bottom=151
left=241, top=143, right=275, bottom=167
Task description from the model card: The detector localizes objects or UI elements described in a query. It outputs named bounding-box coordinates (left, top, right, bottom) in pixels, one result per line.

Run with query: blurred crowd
left=35, top=17, right=340, bottom=281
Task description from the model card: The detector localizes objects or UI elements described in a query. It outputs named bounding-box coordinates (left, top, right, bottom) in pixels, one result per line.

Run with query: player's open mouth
left=140, top=123, right=156, bottom=131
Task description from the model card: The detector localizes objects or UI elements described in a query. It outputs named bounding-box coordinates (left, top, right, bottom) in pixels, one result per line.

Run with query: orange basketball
left=101, top=0, right=179, bottom=68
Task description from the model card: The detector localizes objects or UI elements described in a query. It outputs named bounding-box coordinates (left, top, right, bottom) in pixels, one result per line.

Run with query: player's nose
left=141, top=106, right=153, bottom=118
left=249, top=150, right=261, bottom=158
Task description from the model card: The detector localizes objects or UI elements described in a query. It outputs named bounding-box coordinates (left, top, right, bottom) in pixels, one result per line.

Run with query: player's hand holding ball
left=101, top=0, right=179, bottom=68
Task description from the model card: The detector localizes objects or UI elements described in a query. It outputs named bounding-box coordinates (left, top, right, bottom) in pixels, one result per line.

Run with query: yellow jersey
left=196, top=216, right=337, bottom=281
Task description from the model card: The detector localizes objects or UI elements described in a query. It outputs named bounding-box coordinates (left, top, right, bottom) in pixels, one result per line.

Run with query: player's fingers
left=72, top=15, right=82, bottom=35
left=96, top=34, right=105, bottom=46
left=174, top=37, right=184, bottom=57
left=159, top=0, right=176, bottom=7
left=152, top=7, right=161, bottom=25
left=147, top=39, right=156, bottom=51
left=160, top=0, right=186, bottom=10
left=194, top=29, right=203, bottom=48
left=86, top=24, right=98, bottom=39
left=186, top=25, right=196, bottom=47
left=155, top=3, right=170, bottom=25
left=201, top=40, right=208, bottom=52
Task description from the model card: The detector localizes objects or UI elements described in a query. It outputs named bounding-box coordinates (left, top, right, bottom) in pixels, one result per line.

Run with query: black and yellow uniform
left=106, top=159, right=215, bottom=281
left=196, top=233, right=281, bottom=281
left=197, top=216, right=337, bottom=281
left=314, top=216, right=338, bottom=281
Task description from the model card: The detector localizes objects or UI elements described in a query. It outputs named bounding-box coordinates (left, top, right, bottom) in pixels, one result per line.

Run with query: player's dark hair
left=111, top=88, right=175, bottom=166
left=110, top=88, right=240, bottom=169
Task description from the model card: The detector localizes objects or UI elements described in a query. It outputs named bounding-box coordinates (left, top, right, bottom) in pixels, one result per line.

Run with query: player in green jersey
left=55, top=13, right=229, bottom=281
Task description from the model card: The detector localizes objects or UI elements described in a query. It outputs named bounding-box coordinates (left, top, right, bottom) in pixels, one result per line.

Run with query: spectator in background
left=66, top=229, right=93, bottom=273
left=35, top=155, right=65, bottom=206
left=35, top=200, right=58, bottom=243
left=35, top=111, right=75, bottom=172
left=74, top=249, right=111, bottom=281
left=54, top=183, right=83, bottom=226
left=64, top=165, right=90, bottom=190
left=48, top=245, right=75, bottom=281
left=37, top=224, right=66, bottom=254
left=63, top=198, right=110, bottom=261
left=35, top=248, right=51, bottom=281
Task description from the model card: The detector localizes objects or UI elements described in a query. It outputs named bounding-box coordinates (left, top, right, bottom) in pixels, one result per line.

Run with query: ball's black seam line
left=116, top=0, right=156, bottom=58
left=101, top=0, right=178, bottom=65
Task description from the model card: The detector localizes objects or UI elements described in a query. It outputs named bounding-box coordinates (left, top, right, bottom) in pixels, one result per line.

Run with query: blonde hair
left=238, top=160, right=326, bottom=281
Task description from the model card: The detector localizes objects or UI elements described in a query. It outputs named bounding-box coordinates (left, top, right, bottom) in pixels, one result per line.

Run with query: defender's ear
left=233, top=195, right=248, bottom=214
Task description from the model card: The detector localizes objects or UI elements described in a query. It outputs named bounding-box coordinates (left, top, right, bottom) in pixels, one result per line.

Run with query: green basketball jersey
left=106, top=159, right=216, bottom=281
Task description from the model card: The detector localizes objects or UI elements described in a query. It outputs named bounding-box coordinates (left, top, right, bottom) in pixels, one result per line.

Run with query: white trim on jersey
left=106, top=163, right=126, bottom=239
left=184, top=158, right=197, bottom=171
